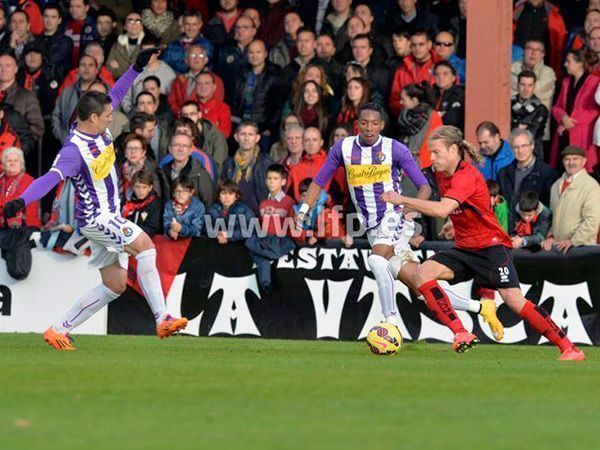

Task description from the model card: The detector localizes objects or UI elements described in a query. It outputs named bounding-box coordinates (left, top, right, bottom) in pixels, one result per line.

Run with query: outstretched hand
left=380, top=191, right=405, bottom=206
left=134, top=47, right=161, bottom=72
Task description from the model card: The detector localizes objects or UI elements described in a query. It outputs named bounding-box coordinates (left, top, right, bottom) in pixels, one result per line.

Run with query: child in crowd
left=511, top=191, right=552, bottom=250
left=245, top=164, right=296, bottom=293
left=293, top=178, right=352, bottom=247
left=122, top=171, right=163, bottom=238
left=163, top=177, right=205, bottom=240
left=207, top=179, right=255, bottom=244
left=487, top=180, right=509, bottom=232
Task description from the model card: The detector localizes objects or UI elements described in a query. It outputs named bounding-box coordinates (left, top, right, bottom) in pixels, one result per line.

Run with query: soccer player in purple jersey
left=296, top=103, right=503, bottom=338
left=3, top=49, right=188, bottom=350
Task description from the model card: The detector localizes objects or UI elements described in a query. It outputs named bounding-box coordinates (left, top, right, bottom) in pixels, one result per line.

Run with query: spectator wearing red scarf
left=0, top=147, right=40, bottom=280
left=122, top=170, right=162, bottom=238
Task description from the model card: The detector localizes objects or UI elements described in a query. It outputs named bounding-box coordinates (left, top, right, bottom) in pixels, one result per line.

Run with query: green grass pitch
left=1, top=334, right=598, bottom=450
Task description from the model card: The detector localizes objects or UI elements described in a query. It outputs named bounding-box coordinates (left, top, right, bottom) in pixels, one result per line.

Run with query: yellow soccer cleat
left=156, top=315, right=188, bottom=339
left=43, top=327, right=75, bottom=350
left=479, top=299, right=504, bottom=341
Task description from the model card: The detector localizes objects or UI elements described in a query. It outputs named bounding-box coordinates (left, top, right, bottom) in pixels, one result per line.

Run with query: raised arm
left=110, top=48, right=161, bottom=110
left=110, top=67, right=139, bottom=110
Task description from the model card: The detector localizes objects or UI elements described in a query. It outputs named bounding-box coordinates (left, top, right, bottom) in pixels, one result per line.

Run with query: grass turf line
left=0, top=334, right=598, bottom=450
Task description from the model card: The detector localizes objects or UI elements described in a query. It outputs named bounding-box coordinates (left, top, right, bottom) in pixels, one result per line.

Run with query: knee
left=104, top=281, right=127, bottom=296
left=368, top=254, right=387, bottom=273
left=139, top=233, right=155, bottom=251
left=388, top=256, right=402, bottom=279
left=498, top=289, right=525, bottom=311
left=413, top=265, right=433, bottom=289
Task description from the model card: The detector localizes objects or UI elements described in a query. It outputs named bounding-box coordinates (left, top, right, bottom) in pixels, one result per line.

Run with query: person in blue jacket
left=476, top=121, right=515, bottom=181
left=164, top=177, right=205, bottom=239
left=207, top=179, right=256, bottom=244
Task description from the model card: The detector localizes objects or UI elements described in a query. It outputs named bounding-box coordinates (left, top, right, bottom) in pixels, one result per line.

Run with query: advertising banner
left=109, top=240, right=600, bottom=345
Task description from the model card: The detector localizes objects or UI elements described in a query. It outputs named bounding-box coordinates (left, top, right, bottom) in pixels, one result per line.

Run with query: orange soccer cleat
left=558, top=346, right=586, bottom=361
left=452, top=331, right=479, bottom=354
left=156, top=315, right=188, bottom=339
left=43, top=327, right=75, bottom=350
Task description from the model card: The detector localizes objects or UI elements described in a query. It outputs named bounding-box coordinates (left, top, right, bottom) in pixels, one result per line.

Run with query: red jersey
left=259, top=191, right=295, bottom=236
left=436, top=161, right=511, bottom=250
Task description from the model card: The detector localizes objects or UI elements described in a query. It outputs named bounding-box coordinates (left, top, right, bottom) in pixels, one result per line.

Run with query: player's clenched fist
left=134, top=47, right=161, bottom=72
left=3, top=198, right=25, bottom=219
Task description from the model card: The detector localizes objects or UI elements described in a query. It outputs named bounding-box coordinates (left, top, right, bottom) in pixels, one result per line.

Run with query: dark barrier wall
left=109, top=239, right=600, bottom=345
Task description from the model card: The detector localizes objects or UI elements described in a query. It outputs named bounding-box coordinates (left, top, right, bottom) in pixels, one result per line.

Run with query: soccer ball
left=366, top=323, right=403, bottom=355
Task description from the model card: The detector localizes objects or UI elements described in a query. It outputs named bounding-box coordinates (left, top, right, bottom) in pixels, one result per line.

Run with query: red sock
left=520, top=300, right=572, bottom=352
left=418, top=280, right=467, bottom=334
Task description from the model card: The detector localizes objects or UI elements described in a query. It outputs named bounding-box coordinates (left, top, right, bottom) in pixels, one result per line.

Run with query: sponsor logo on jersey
left=122, top=227, right=133, bottom=237
left=346, top=164, right=391, bottom=187
left=90, top=144, right=116, bottom=180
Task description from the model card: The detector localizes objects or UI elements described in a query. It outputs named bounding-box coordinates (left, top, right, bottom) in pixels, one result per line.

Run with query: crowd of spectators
left=0, top=0, right=599, bottom=285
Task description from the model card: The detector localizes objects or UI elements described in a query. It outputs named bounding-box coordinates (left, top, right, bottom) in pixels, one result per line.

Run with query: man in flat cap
left=543, top=146, right=600, bottom=253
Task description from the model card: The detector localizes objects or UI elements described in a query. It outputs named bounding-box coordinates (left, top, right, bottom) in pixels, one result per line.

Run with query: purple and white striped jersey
left=44, top=68, right=139, bottom=227
left=50, top=130, right=120, bottom=227
left=314, top=135, right=428, bottom=229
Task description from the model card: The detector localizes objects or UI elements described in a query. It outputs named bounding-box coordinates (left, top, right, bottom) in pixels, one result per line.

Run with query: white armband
left=298, top=203, right=310, bottom=214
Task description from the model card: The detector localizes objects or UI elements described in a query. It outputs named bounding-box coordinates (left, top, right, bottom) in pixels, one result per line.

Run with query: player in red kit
left=382, top=126, right=585, bottom=361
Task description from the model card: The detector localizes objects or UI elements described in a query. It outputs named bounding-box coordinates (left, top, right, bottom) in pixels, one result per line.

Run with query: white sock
left=445, top=289, right=481, bottom=313
left=54, top=284, right=120, bottom=333
left=136, top=248, right=167, bottom=324
left=368, top=254, right=398, bottom=322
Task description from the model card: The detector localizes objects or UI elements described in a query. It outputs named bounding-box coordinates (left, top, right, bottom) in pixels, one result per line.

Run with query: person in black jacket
left=33, top=4, right=72, bottom=81
left=510, top=70, right=549, bottom=158
left=0, top=102, right=34, bottom=159
left=281, top=26, right=320, bottom=94
left=215, top=14, right=256, bottom=105
left=433, top=61, right=465, bottom=132
left=498, top=128, right=559, bottom=232
left=231, top=40, right=284, bottom=153
left=162, top=132, right=215, bottom=207
left=220, top=121, right=274, bottom=214
left=349, top=34, right=389, bottom=101
left=17, top=41, right=60, bottom=118
left=122, top=170, right=163, bottom=237
left=386, top=0, right=440, bottom=37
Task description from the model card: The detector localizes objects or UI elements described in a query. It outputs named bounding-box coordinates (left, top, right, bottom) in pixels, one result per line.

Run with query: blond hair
left=428, top=125, right=483, bottom=164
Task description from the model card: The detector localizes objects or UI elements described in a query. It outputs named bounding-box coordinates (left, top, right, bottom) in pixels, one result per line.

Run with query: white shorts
left=80, top=214, right=143, bottom=270
left=366, top=212, right=419, bottom=265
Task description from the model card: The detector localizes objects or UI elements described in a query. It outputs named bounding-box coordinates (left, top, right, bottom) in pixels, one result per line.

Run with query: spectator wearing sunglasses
left=433, top=31, right=464, bottom=84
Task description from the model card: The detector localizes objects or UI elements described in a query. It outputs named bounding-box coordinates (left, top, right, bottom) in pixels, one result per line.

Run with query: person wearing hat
left=17, top=41, right=60, bottom=117
left=543, top=145, right=600, bottom=253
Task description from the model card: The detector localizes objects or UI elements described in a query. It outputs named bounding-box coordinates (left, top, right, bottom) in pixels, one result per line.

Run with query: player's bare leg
left=391, top=259, right=504, bottom=340
left=413, top=260, right=478, bottom=353
left=498, top=288, right=585, bottom=361
left=125, top=232, right=188, bottom=338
